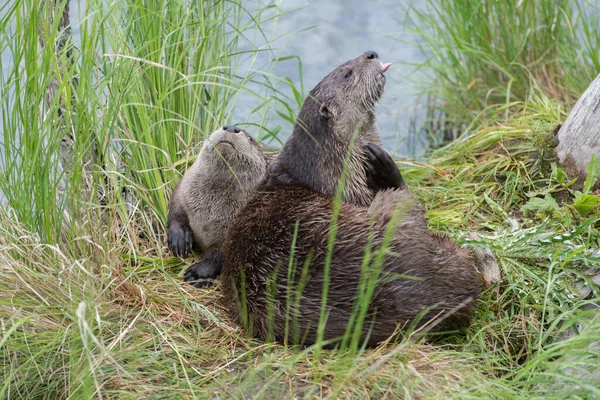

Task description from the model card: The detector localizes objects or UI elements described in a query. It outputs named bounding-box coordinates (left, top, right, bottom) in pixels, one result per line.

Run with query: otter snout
left=364, top=50, right=379, bottom=59
left=222, top=125, right=242, bottom=134
left=207, top=126, right=262, bottom=164
left=362, top=50, right=391, bottom=73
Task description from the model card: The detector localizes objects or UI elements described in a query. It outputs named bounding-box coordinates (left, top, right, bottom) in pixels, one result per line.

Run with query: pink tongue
left=380, top=62, right=392, bottom=73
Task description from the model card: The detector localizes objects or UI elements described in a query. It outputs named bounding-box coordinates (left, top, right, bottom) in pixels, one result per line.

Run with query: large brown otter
left=167, top=125, right=268, bottom=286
left=220, top=51, right=481, bottom=346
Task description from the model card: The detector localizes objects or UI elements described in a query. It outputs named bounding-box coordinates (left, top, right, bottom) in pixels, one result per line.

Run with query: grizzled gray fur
left=168, top=126, right=268, bottom=258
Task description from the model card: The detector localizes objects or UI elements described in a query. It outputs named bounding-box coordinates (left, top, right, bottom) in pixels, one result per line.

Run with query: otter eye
left=344, top=69, right=353, bottom=79
left=248, top=136, right=254, bottom=143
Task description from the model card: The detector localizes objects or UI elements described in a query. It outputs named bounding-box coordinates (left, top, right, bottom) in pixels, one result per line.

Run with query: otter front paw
left=183, top=251, right=223, bottom=288
left=168, top=223, right=193, bottom=257
left=365, top=143, right=405, bottom=191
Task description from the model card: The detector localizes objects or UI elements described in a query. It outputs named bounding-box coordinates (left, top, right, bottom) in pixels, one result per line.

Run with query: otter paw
left=365, top=143, right=405, bottom=191
left=183, top=251, right=223, bottom=288
left=168, top=223, right=193, bottom=257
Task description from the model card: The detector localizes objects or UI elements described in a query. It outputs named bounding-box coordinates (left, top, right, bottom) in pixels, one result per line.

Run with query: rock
left=555, top=73, right=600, bottom=186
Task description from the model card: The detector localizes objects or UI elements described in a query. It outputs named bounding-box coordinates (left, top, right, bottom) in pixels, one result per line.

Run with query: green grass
left=406, top=0, right=600, bottom=144
left=1, top=0, right=600, bottom=398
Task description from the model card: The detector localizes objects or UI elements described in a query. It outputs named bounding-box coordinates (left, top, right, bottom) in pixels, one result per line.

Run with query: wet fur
left=268, top=55, right=384, bottom=207
left=221, top=53, right=481, bottom=346
left=222, top=187, right=479, bottom=345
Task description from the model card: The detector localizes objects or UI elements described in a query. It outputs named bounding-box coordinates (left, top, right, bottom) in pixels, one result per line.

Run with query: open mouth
left=215, top=140, right=235, bottom=149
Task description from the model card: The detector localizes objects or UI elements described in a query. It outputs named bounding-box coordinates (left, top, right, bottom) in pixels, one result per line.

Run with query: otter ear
left=319, top=103, right=332, bottom=119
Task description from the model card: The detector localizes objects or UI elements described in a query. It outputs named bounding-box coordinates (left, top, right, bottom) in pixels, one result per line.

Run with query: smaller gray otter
left=167, top=125, right=268, bottom=286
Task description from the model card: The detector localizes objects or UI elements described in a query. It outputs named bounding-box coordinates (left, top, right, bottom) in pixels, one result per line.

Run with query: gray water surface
left=233, top=0, right=428, bottom=156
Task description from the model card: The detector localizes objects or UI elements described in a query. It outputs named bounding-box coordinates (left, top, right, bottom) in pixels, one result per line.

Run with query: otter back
left=221, top=186, right=481, bottom=346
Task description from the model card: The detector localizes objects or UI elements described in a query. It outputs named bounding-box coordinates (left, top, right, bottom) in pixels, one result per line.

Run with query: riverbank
left=1, top=95, right=599, bottom=397
left=1, top=0, right=599, bottom=398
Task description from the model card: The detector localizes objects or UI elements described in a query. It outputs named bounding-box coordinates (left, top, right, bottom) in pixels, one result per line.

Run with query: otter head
left=201, top=125, right=267, bottom=181
left=311, top=50, right=391, bottom=130
left=269, top=51, right=392, bottom=203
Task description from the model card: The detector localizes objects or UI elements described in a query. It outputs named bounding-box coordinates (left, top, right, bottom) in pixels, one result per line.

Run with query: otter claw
left=186, top=229, right=193, bottom=254
left=365, top=143, right=405, bottom=192
left=183, top=251, right=224, bottom=288
left=168, top=223, right=193, bottom=257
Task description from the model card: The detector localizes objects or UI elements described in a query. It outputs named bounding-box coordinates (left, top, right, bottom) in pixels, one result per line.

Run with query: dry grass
left=0, top=215, right=498, bottom=398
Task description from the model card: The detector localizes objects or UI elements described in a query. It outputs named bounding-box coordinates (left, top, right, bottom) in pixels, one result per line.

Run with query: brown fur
left=268, top=52, right=384, bottom=207
left=221, top=52, right=481, bottom=346
left=222, top=187, right=480, bottom=346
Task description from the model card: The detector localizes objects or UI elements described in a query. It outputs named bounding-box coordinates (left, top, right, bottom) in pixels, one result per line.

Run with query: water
left=0, top=0, right=428, bottom=158
left=4, top=1, right=600, bottom=158
left=234, top=0, right=428, bottom=157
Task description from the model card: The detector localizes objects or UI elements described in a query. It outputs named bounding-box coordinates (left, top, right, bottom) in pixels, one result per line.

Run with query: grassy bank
left=1, top=0, right=600, bottom=398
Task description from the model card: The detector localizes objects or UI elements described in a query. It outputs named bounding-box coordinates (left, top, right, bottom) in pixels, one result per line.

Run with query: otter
left=220, top=51, right=481, bottom=346
left=268, top=50, right=396, bottom=207
left=167, top=125, right=268, bottom=286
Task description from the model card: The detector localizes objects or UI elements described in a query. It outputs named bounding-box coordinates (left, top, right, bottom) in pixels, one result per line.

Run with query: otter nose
left=222, top=125, right=242, bottom=133
left=364, top=50, right=379, bottom=60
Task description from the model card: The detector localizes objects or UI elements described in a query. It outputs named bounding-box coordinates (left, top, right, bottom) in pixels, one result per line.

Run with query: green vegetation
left=408, top=0, right=600, bottom=143
left=1, top=0, right=599, bottom=398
